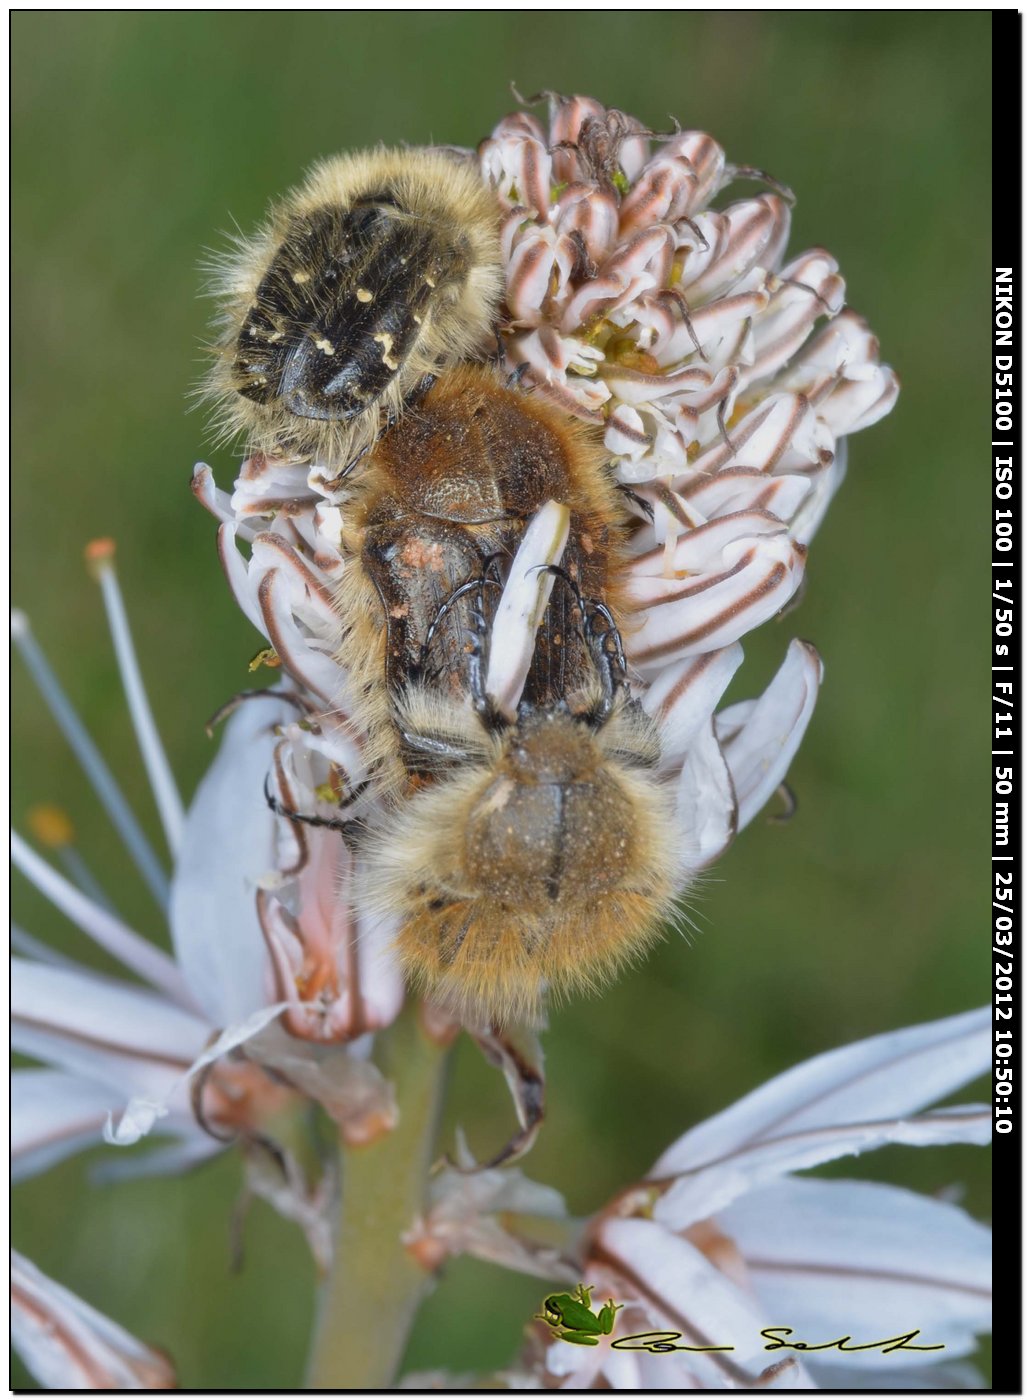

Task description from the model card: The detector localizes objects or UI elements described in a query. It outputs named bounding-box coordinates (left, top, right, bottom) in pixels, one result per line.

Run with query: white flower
left=473, top=98, right=899, bottom=767
left=409, top=1007, right=990, bottom=1390
left=481, top=95, right=898, bottom=529
left=11, top=545, right=400, bottom=1225
left=12, top=1250, right=175, bottom=1390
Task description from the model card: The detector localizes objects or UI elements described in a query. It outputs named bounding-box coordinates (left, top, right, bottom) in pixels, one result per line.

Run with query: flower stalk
left=306, top=1006, right=451, bottom=1389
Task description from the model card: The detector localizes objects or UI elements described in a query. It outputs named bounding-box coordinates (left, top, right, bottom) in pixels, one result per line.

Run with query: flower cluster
left=482, top=94, right=897, bottom=512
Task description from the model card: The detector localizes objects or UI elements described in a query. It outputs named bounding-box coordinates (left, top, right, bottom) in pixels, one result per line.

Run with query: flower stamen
left=11, top=608, right=170, bottom=909
left=86, top=540, right=186, bottom=858
left=11, top=831, right=195, bottom=1007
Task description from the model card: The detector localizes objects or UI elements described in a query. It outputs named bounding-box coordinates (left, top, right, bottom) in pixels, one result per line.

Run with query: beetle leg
left=463, top=587, right=508, bottom=735
left=263, top=774, right=364, bottom=837
left=416, top=574, right=502, bottom=680
left=581, top=600, right=629, bottom=727
left=616, top=482, right=656, bottom=522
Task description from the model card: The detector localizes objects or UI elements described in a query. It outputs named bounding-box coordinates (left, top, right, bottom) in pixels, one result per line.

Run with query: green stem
left=306, top=1009, right=451, bottom=1390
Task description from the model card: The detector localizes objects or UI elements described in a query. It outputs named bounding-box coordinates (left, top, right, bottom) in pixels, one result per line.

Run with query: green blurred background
left=12, top=11, right=992, bottom=1389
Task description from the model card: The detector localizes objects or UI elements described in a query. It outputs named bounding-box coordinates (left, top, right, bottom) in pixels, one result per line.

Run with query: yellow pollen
left=315, top=338, right=335, bottom=355
left=662, top=535, right=676, bottom=578
left=292, top=270, right=310, bottom=284
left=355, top=288, right=373, bottom=303
left=248, top=646, right=282, bottom=672
left=28, top=803, right=75, bottom=849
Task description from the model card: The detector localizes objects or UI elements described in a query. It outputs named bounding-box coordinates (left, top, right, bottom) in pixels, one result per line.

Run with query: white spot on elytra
left=373, top=332, right=399, bottom=371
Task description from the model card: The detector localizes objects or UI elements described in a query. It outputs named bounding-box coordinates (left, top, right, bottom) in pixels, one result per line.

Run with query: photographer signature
left=610, top=1327, right=944, bottom=1355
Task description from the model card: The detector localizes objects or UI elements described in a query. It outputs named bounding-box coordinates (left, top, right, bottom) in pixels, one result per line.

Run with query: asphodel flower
left=11, top=545, right=404, bottom=1267
left=481, top=90, right=898, bottom=737
left=405, top=1007, right=991, bottom=1390
left=481, top=94, right=897, bottom=506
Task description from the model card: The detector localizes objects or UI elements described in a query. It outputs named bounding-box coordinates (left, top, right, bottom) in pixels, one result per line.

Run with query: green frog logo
left=535, top=1284, right=624, bottom=1347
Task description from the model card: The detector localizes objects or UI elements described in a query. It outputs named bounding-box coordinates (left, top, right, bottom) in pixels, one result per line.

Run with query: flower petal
left=103, top=1000, right=289, bottom=1146
left=674, top=469, right=814, bottom=529
left=789, top=441, right=848, bottom=547
left=643, top=644, right=744, bottom=771
left=741, top=250, right=845, bottom=387
left=682, top=196, right=791, bottom=304
left=718, top=1177, right=991, bottom=1368
left=409, top=1155, right=571, bottom=1281
left=716, top=639, right=823, bottom=830
left=595, top=1218, right=777, bottom=1373
left=481, top=133, right=552, bottom=216
left=191, top=462, right=258, bottom=540
left=12, top=1251, right=175, bottom=1389
left=681, top=392, right=823, bottom=483
left=256, top=566, right=345, bottom=702
left=485, top=500, right=571, bottom=720
left=627, top=514, right=806, bottom=671
left=230, top=451, right=319, bottom=518
left=11, top=833, right=193, bottom=1008
left=170, top=698, right=287, bottom=1025
left=555, top=184, right=619, bottom=263
left=649, top=1006, right=990, bottom=1225
left=216, top=523, right=266, bottom=635
left=12, top=958, right=207, bottom=1070
left=12, top=1070, right=115, bottom=1182
left=244, top=1020, right=398, bottom=1147
left=809, top=1359, right=986, bottom=1390
left=673, top=718, right=737, bottom=866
